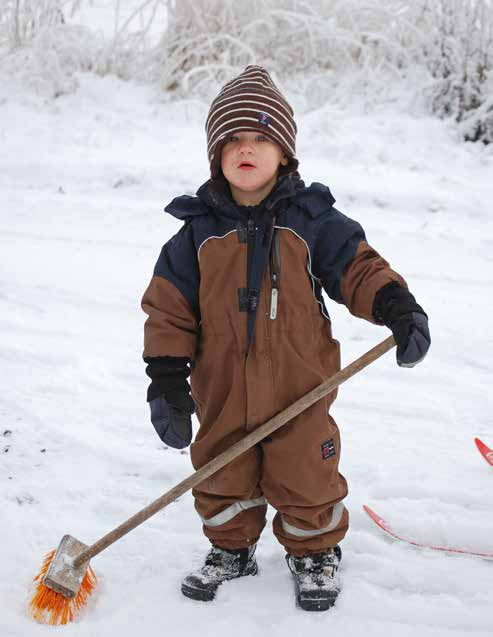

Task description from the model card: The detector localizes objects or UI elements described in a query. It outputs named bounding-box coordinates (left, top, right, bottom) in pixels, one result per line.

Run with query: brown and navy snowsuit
left=142, top=172, right=406, bottom=556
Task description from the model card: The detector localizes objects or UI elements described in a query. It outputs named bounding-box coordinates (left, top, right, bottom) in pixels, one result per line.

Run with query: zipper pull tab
left=270, top=288, right=278, bottom=320
left=247, top=218, right=255, bottom=237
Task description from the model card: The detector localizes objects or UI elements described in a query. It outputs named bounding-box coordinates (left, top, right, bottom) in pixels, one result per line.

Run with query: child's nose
left=238, top=139, right=254, bottom=153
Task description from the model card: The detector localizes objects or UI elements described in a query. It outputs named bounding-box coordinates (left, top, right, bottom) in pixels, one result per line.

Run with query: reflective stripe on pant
left=280, top=502, right=346, bottom=537
left=201, top=497, right=268, bottom=527
left=273, top=500, right=349, bottom=556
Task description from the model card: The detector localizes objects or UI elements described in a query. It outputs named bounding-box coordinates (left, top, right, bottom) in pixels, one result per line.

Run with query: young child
left=141, top=66, right=430, bottom=611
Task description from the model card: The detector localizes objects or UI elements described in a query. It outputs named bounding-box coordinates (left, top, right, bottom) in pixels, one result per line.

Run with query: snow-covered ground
left=1, top=72, right=492, bottom=637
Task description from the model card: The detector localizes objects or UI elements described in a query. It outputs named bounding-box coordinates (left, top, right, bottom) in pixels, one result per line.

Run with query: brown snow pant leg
left=191, top=442, right=267, bottom=550
left=261, top=409, right=349, bottom=556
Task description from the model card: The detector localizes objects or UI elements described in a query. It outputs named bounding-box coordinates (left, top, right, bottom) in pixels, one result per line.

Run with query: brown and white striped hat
left=206, top=65, right=298, bottom=179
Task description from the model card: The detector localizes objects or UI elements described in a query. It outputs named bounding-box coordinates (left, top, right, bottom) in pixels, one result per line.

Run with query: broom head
left=29, top=535, right=97, bottom=625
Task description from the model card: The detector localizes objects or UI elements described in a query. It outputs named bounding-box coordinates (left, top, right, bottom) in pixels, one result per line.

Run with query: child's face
left=220, top=130, right=288, bottom=205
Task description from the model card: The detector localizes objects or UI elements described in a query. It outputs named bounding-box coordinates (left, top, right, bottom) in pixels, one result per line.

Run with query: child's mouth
left=238, top=163, right=255, bottom=170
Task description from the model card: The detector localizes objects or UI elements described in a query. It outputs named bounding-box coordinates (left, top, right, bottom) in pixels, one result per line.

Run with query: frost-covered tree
left=0, top=0, right=101, bottom=97
left=420, top=0, right=493, bottom=143
left=144, top=0, right=418, bottom=104
left=1, top=0, right=491, bottom=143
left=0, top=0, right=81, bottom=50
left=97, top=0, right=167, bottom=78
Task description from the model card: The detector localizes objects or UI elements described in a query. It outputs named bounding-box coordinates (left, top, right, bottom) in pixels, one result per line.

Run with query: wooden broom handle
left=74, top=335, right=395, bottom=566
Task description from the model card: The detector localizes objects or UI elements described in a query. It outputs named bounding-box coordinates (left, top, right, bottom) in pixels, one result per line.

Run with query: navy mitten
left=373, top=283, right=431, bottom=368
left=145, top=356, right=195, bottom=448
left=149, top=396, right=193, bottom=449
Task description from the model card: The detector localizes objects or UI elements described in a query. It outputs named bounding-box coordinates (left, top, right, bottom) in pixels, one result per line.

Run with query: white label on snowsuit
left=270, top=289, right=278, bottom=320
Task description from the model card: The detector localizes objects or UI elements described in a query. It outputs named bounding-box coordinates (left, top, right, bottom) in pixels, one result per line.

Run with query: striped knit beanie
left=206, top=65, right=298, bottom=179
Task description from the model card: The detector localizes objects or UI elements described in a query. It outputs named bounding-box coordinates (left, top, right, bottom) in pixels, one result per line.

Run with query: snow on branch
left=0, top=0, right=491, bottom=142
left=0, top=0, right=81, bottom=50
left=146, top=0, right=418, bottom=102
left=419, top=0, right=493, bottom=143
left=0, top=0, right=103, bottom=97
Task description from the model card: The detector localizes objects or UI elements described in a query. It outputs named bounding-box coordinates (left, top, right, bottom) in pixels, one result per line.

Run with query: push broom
left=29, top=335, right=395, bottom=625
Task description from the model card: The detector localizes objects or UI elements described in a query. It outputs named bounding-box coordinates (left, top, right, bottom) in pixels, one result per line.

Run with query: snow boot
left=181, top=544, right=258, bottom=601
left=286, top=545, right=342, bottom=611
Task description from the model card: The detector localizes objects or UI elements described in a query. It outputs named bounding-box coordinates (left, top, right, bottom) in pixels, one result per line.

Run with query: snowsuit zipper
left=269, top=229, right=280, bottom=320
left=244, top=212, right=277, bottom=350
left=245, top=214, right=258, bottom=350
left=246, top=216, right=256, bottom=302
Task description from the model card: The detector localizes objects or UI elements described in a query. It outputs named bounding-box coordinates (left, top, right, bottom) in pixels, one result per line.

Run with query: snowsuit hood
left=164, top=173, right=335, bottom=222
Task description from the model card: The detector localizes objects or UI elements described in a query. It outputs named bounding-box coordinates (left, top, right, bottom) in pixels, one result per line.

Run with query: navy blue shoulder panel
left=164, top=195, right=208, bottom=221
left=294, top=182, right=336, bottom=218
left=153, top=214, right=240, bottom=320
left=164, top=193, right=239, bottom=245
left=189, top=214, right=239, bottom=254
left=279, top=185, right=366, bottom=304
left=312, top=206, right=366, bottom=303
left=153, top=222, right=201, bottom=319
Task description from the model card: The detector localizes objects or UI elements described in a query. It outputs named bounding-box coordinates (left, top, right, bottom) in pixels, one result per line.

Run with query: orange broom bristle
left=28, top=549, right=97, bottom=625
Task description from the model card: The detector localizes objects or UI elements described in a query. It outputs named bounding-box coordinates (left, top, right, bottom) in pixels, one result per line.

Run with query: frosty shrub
left=96, top=0, right=167, bottom=79
left=1, top=0, right=491, bottom=143
left=149, top=0, right=492, bottom=140
left=0, top=0, right=167, bottom=95
left=420, top=0, right=493, bottom=143
left=0, top=0, right=104, bottom=98
left=146, top=0, right=419, bottom=106
left=0, top=23, right=103, bottom=98
left=0, top=0, right=81, bottom=50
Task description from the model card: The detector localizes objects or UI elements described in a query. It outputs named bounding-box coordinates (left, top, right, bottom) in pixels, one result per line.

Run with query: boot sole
left=181, top=561, right=258, bottom=602
left=297, top=591, right=338, bottom=611
left=181, top=583, right=216, bottom=602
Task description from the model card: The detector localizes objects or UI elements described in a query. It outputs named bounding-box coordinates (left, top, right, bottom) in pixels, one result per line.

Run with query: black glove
left=144, top=356, right=195, bottom=449
left=373, top=283, right=430, bottom=368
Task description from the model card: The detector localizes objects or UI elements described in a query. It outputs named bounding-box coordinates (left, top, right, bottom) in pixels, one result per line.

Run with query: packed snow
left=1, top=71, right=492, bottom=637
